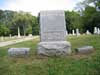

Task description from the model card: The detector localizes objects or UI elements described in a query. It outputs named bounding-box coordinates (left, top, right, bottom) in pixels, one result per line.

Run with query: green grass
left=0, top=35, right=100, bottom=75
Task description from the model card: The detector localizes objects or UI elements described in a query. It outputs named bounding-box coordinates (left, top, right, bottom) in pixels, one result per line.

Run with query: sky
left=0, top=0, right=82, bottom=16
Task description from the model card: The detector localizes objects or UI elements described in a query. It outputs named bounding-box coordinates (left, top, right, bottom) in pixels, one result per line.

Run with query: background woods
left=0, top=0, right=100, bottom=36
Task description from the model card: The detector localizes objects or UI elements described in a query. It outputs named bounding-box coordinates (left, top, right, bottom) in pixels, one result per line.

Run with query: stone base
left=75, top=46, right=94, bottom=54
left=37, top=41, right=71, bottom=56
left=8, top=48, right=30, bottom=57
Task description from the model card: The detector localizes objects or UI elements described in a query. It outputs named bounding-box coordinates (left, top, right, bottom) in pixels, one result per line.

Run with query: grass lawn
left=0, top=35, right=100, bottom=75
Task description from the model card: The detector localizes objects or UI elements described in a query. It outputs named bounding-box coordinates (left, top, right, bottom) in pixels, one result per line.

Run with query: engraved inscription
left=41, top=31, right=65, bottom=42
left=40, top=11, right=66, bottom=42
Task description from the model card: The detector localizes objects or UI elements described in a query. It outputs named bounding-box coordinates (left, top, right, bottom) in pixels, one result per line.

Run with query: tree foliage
left=0, top=10, right=39, bottom=36
left=65, top=11, right=83, bottom=33
left=0, top=0, right=100, bottom=36
left=73, top=0, right=100, bottom=33
left=0, top=23, right=10, bottom=36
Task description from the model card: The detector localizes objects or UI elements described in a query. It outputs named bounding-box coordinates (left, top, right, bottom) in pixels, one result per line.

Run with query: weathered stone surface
left=8, top=48, right=30, bottom=57
left=38, top=10, right=71, bottom=56
left=40, top=10, right=66, bottom=42
left=38, top=41, right=71, bottom=56
left=75, top=46, right=94, bottom=54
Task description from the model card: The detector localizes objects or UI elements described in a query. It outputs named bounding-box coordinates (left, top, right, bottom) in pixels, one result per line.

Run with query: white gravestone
left=97, top=28, right=100, bottom=35
left=28, top=34, right=33, bottom=37
left=94, top=27, right=98, bottom=34
left=1, top=36, right=4, bottom=41
left=9, top=34, right=12, bottom=38
left=86, top=30, right=91, bottom=35
left=18, top=26, right=21, bottom=38
left=76, top=29, right=80, bottom=36
left=72, top=30, right=75, bottom=35
left=38, top=10, right=71, bottom=56
left=66, top=30, right=68, bottom=35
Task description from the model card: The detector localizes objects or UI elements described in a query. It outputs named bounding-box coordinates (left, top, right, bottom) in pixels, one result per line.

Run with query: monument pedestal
left=38, top=41, right=71, bottom=56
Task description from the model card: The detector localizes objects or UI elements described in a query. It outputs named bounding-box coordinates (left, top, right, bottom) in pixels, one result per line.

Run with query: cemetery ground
left=0, top=37, right=19, bottom=42
left=0, top=35, right=100, bottom=75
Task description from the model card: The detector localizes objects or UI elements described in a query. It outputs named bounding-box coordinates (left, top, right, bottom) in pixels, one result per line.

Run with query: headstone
left=76, top=28, right=80, bottom=36
left=8, top=48, right=30, bottom=57
left=75, top=46, right=94, bottom=54
left=72, top=30, right=75, bottom=35
left=38, top=10, right=71, bottom=56
left=13, top=35, right=17, bottom=38
left=99, top=28, right=100, bottom=34
left=28, top=34, right=33, bottom=37
left=18, top=26, right=21, bottom=38
left=97, top=28, right=100, bottom=34
left=1, top=36, right=4, bottom=41
left=9, top=34, right=12, bottom=38
left=86, top=30, right=91, bottom=35
left=66, top=30, right=68, bottom=35
left=96, top=6, right=100, bottom=12
left=94, top=27, right=98, bottom=34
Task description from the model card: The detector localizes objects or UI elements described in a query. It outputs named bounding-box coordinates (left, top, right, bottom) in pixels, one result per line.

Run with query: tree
left=82, top=6, right=98, bottom=33
left=0, top=23, right=10, bottom=36
left=0, top=9, right=39, bottom=36
left=32, top=16, right=39, bottom=35
left=75, top=0, right=100, bottom=33
left=65, top=11, right=83, bottom=33
left=11, top=11, right=34, bottom=36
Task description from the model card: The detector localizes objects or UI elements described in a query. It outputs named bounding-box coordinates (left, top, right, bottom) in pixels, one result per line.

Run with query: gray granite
left=8, top=48, right=30, bottom=57
left=38, top=41, right=71, bottom=56
left=40, top=10, right=66, bottom=42
left=75, top=46, right=94, bottom=54
left=38, top=10, right=71, bottom=56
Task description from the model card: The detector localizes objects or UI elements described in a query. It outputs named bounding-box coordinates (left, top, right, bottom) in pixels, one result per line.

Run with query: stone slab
left=75, top=46, right=94, bottom=54
left=8, top=48, right=30, bottom=57
left=38, top=41, right=71, bottom=56
left=39, top=10, right=66, bottom=42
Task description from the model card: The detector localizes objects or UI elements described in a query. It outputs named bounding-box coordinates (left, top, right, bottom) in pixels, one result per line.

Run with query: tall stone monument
left=37, top=10, right=71, bottom=56
left=18, top=26, right=21, bottom=38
